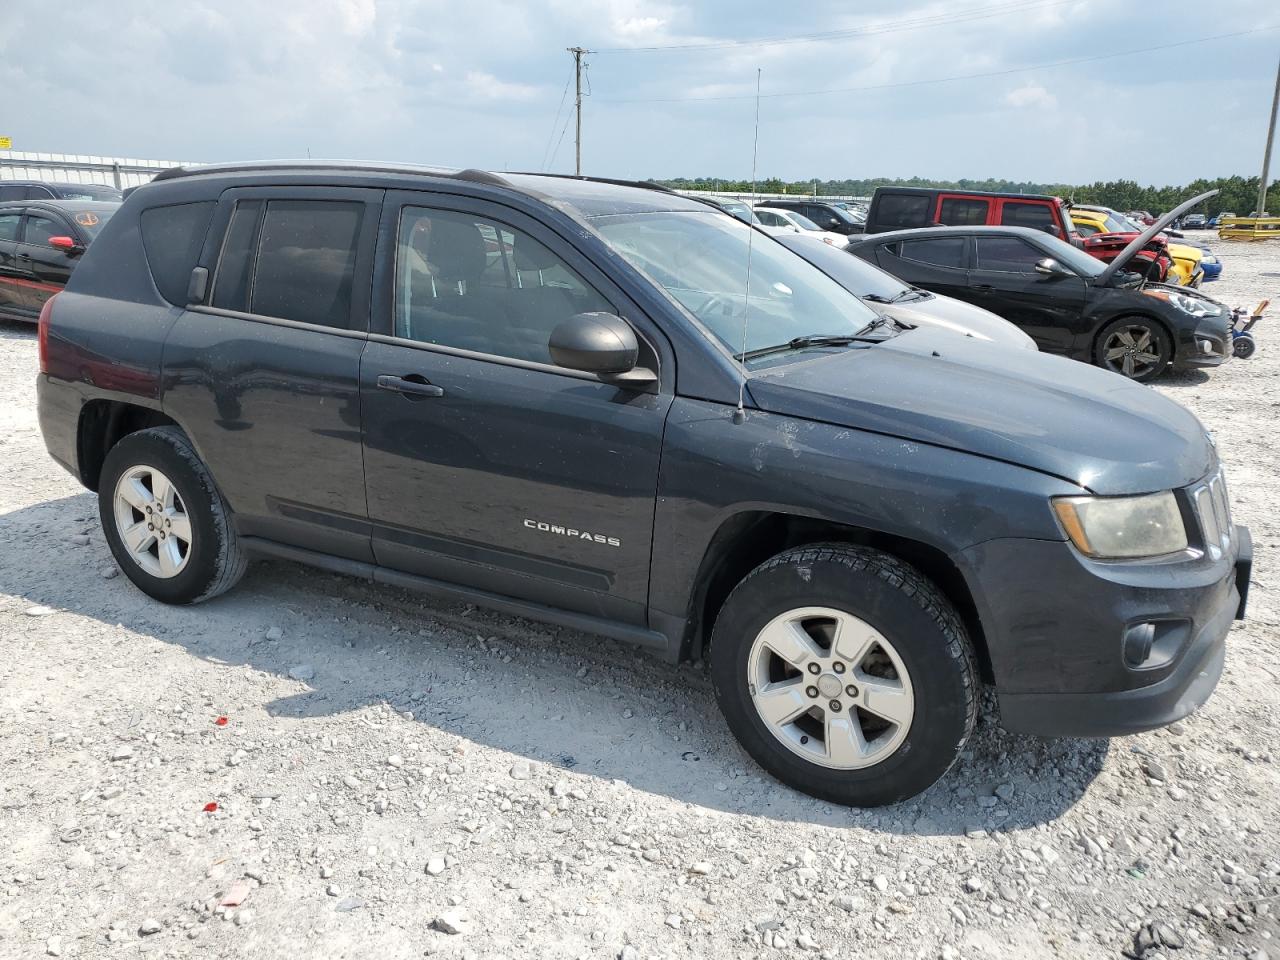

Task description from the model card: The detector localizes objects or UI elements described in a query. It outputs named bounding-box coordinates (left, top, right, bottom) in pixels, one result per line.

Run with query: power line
left=539, top=73, right=573, bottom=171
left=594, top=26, right=1278, bottom=104
left=593, top=0, right=1077, bottom=53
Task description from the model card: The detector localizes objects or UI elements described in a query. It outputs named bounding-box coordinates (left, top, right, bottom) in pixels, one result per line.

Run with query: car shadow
left=0, top=493, right=1107, bottom=835
left=1157, top=368, right=1213, bottom=389
left=0, top=317, right=37, bottom=340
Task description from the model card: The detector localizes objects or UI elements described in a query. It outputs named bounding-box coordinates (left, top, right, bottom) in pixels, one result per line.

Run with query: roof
left=147, top=160, right=705, bottom=218
left=848, top=225, right=1058, bottom=244
left=872, top=185, right=1062, bottom=203
left=0, top=198, right=121, bottom=212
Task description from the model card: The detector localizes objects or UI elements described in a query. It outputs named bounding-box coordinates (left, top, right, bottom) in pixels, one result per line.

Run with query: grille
left=1190, top=469, right=1233, bottom=559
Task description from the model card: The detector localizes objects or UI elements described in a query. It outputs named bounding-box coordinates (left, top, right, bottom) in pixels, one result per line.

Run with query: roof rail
left=506, top=172, right=677, bottom=195
left=149, top=160, right=514, bottom=188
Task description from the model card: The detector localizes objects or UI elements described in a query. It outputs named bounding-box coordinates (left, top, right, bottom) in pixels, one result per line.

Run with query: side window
left=252, top=201, right=363, bottom=327
left=975, top=236, right=1046, bottom=273
left=212, top=200, right=263, bottom=311
left=395, top=206, right=613, bottom=365
left=875, top=194, right=932, bottom=229
left=0, top=213, right=20, bottom=242
left=0, top=186, right=23, bottom=202
left=140, top=201, right=217, bottom=305
left=806, top=205, right=837, bottom=228
left=1000, top=201, right=1056, bottom=232
left=23, top=216, right=63, bottom=247
left=27, top=186, right=55, bottom=200
left=1074, top=221, right=1099, bottom=237
left=756, top=209, right=786, bottom=227
left=938, top=197, right=991, bottom=226
left=899, top=236, right=967, bottom=269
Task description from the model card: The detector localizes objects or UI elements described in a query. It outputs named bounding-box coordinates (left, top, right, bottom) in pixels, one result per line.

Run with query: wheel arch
left=76, top=399, right=179, bottom=492
left=682, top=510, right=992, bottom=683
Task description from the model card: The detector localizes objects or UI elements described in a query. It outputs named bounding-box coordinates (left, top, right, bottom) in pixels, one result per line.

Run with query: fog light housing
left=1122, top=622, right=1155, bottom=667
left=1122, top=620, right=1191, bottom=670
left=1199, top=339, right=1214, bottom=354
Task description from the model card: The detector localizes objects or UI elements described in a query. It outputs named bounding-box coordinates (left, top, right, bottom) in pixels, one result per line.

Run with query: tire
left=709, top=544, right=978, bottom=807
left=1233, top=335, right=1256, bottom=360
left=98, top=426, right=247, bottom=604
left=1094, top=317, right=1172, bottom=382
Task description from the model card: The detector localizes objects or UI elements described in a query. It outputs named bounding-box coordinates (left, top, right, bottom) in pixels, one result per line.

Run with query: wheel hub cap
left=112, top=465, right=192, bottom=579
left=746, top=606, right=915, bottom=770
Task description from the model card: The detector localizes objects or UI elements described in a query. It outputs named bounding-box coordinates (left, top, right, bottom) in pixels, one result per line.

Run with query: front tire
left=709, top=545, right=978, bottom=807
left=1094, top=317, right=1171, bottom=382
left=99, top=426, right=247, bottom=604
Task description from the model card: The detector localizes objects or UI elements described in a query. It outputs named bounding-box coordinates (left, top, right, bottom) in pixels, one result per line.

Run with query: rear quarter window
left=899, top=236, right=967, bottom=268
left=874, top=194, right=932, bottom=229
left=140, top=201, right=216, bottom=305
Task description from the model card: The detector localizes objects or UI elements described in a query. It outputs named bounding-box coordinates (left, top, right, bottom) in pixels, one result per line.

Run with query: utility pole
left=568, top=47, right=589, bottom=176
left=1255, top=55, right=1280, bottom=217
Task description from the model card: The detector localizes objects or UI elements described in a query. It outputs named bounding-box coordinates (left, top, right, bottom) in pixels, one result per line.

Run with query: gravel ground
left=1, top=236, right=1277, bottom=960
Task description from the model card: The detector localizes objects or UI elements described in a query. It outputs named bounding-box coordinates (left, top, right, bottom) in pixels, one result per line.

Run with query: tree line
left=657, top=174, right=1267, bottom=216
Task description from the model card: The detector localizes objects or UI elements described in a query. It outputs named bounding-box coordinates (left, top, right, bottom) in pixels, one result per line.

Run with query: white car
left=775, top=233, right=1036, bottom=350
left=753, top=207, right=849, bottom=248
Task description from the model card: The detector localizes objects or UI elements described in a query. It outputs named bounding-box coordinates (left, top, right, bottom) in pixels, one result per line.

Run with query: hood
left=881, top=294, right=1038, bottom=350
left=747, top=328, right=1213, bottom=493
left=1097, top=189, right=1218, bottom=286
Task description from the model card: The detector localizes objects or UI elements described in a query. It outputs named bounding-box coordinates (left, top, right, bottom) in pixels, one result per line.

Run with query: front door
left=360, top=192, right=673, bottom=624
left=880, top=234, right=972, bottom=303
left=16, top=212, right=74, bottom=316
left=0, top=211, right=25, bottom=319
left=967, top=235, right=1087, bottom=353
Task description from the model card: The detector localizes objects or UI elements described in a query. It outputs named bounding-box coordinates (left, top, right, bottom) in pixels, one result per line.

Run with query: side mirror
left=48, top=236, right=83, bottom=253
left=549, top=312, right=656, bottom=385
left=1035, top=258, right=1072, bottom=278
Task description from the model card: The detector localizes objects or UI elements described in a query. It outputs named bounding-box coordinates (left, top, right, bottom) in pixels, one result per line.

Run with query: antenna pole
left=1255, top=55, right=1280, bottom=217
left=735, top=68, right=762, bottom=425
left=568, top=46, right=588, bottom=176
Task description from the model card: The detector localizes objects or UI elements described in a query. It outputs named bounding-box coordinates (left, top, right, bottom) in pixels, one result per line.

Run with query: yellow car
left=1070, top=207, right=1204, bottom=287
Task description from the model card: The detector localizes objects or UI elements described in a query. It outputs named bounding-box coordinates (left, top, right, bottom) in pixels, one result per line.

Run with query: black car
left=0, top=199, right=118, bottom=323
left=0, top=180, right=123, bottom=202
left=35, top=161, right=1249, bottom=806
left=847, top=224, right=1231, bottom=381
left=755, top=199, right=864, bottom=235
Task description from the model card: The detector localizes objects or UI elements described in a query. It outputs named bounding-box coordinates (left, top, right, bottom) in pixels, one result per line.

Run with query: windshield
left=1035, top=232, right=1107, bottom=277
left=68, top=207, right=115, bottom=238
left=57, top=184, right=122, bottom=201
left=776, top=234, right=910, bottom=301
left=789, top=212, right=823, bottom=231
left=593, top=211, right=880, bottom=357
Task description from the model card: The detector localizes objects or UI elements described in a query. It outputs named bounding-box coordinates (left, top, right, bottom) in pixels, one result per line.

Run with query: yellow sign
left=0, top=137, right=10, bottom=149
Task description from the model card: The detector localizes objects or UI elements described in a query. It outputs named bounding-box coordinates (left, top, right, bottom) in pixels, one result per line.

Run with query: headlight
left=1202, top=255, right=1218, bottom=264
left=1052, top=492, right=1188, bottom=559
left=1142, top=289, right=1215, bottom=317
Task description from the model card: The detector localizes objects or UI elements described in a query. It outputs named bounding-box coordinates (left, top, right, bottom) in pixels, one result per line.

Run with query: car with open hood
left=847, top=191, right=1232, bottom=382
left=35, top=164, right=1249, bottom=807
left=773, top=231, right=1036, bottom=350
left=1070, top=205, right=1206, bottom=287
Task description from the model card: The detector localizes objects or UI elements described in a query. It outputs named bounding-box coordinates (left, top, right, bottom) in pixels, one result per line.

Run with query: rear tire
left=709, top=544, right=978, bottom=806
left=99, top=426, right=247, bottom=604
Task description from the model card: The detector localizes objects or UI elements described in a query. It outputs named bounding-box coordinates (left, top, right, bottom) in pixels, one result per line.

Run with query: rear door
left=163, top=186, right=382, bottom=561
left=997, top=199, right=1062, bottom=238
left=876, top=234, right=972, bottom=301
left=0, top=210, right=24, bottom=319
left=15, top=210, right=74, bottom=316
left=359, top=190, right=674, bottom=624
left=967, top=235, right=1087, bottom=352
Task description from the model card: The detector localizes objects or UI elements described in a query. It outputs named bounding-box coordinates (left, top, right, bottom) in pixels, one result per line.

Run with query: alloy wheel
left=112, top=465, right=193, bottom=579
left=1102, top=325, right=1163, bottom=378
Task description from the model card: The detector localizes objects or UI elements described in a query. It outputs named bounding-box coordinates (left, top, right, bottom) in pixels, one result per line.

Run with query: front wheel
left=99, top=426, right=247, bottom=604
left=1094, top=317, right=1171, bottom=382
left=709, top=545, right=978, bottom=807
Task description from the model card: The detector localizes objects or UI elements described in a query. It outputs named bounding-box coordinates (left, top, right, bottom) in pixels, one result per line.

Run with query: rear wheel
left=709, top=544, right=978, bottom=806
left=99, top=427, right=247, bottom=604
left=1094, top=317, right=1171, bottom=382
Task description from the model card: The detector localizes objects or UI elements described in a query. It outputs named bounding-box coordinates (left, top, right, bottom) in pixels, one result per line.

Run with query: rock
left=872, top=875, right=889, bottom=892
left=434, top=909, right=471, bottom=935
left=552, top=779, right=570, bottom=797
left=387, top=754, right=404, bottom=768
left=24, top=605, right=57, bottom=617
left=426, top=857, right=446, bottom=876
left=994, top=783, right=1015, bottom=802
left=109, top=745, right=133, bottom=761
left=288, top=664, right=315, bottom=682
left=1038, top=844, right=1061, bottom=865
left=65, top=848, right=93, bottom=871
left=689, top=861, right=712, bottom=875
left=664, top=914, right=682, bottom=929
left=833, top=895, right=863, bottom=913
left=320, top=865, right=333, bottom=879
left=940, top=947, right=960, bottom=960
left=335, top=897, right=363, bottom=913
left=622, top=708, right=634, bottom=719
left=342, top=775, right=361, bottom=790
left=509, top=760, right=533, bottom=780
left=619, top=947, right=639, bottom=960
left=796, top=932, right=819, bottom=950
left=963, top=876, right=984, bottom=894
left=234, top=909, right=255, bottom=926
left=264, top=627, right=283, bottom=642
left=71, top=534, right=90, bottom=545
left=326, top=884, right=342, bottom=897
left=101, top=567, right=119, bottom=579
left=1144, top=759, right=1168, bottom=782
left=100, top=785, right=124, bottom=800
left=138, top=918, right=162, bottom=935
left=46, top=936, right=62, bottom=956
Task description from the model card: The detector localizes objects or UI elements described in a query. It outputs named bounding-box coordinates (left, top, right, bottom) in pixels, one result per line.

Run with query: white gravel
left=0, top=235, right=1277, bottom=959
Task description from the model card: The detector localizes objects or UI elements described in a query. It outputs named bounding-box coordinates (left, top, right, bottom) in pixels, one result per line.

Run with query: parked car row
left=0, top=198, right=119, bottom=323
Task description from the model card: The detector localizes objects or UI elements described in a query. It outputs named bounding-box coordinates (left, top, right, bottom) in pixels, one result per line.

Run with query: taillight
left=38, top=294, right=58, bottom=374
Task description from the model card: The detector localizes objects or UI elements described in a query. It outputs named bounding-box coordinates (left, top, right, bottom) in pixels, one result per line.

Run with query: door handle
left=377, top=374, right=445, bottom=399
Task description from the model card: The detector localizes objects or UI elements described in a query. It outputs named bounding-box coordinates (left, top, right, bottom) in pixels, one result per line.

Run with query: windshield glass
left=1035, top=232, right=1107, bottom=277
left=789, top=212, right=822, bottom=231
left=58, top=184, right=122, bottom=201
left=68, top=207, right=115, bottom=238
left=776, top=234, right=910, bottom=300
left=593, top=211, right=880, bottom=357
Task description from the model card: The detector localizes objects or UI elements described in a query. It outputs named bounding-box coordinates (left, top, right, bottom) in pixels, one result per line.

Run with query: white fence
left=0, top=151, right=197, bottom=190
left=677, top=188, right=871, bottom=203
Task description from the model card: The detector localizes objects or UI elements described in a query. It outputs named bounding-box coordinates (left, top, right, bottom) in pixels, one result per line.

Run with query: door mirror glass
left=1035, top=257, right=1072, bottom=277
left=549, top=312, right=640, bottom=375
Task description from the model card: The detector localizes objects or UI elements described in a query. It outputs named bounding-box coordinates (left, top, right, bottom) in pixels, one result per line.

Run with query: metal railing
left=0, top=151, right=196, bottom=190
left=1218, top=216, right=1280, bottom=240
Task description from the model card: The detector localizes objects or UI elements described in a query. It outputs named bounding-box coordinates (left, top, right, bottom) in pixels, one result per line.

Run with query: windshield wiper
left=862, top=293, right=894, bottom=304
left=890, top=288, right=923, bottom=303
left=857, top=314, right=915, bottom=335
left=741, top=334, right=869, bottom=361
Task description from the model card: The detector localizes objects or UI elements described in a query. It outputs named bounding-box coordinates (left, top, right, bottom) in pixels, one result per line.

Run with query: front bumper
left=1174, top=315, right=1232, bottom=369
left=960, top=523, right=1250, bottom=738
left=1201, top=260, right=1223, bottom=281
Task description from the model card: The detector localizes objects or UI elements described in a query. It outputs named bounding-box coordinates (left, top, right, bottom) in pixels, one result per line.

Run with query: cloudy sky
left=3, top=0, right=1277, bottom=185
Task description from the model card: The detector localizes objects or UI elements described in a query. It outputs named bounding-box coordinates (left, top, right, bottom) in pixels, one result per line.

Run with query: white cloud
left=1004, top=83, right=1057, bottom=109
left=463, top=70, right=541, bottom=102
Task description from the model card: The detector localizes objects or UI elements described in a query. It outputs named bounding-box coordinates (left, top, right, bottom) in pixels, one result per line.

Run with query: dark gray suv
left=35, top=162, right=1251, bottom=806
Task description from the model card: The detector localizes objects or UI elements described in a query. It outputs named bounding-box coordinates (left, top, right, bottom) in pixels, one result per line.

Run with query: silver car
left=775, top=232, right=1037, bottom=350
